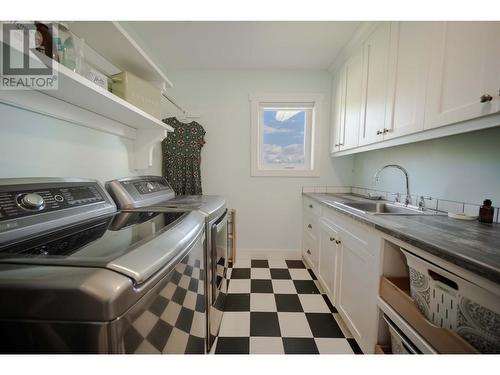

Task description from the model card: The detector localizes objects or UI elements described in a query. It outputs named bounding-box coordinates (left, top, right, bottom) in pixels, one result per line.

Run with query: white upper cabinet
left=425, top=22, right=500, bottom=129
left=330, top=47, right=364, bottom=152
left=341, top=47, right=365, bottom=150
left=330, top=72, right=345, bottom=153
left=330, top=21, right=500, bottom=156
left=359, top=22, right=392, bottom=146
left=383, top=22, right=434, bottom=139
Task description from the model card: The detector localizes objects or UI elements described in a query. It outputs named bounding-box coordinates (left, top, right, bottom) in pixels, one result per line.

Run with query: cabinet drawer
left=379, top=276, right=477, bottom=353
left=303, top=196, right=322, bottom=217
left=302, top=231, right=319, bottom=270
left=303, top=212, right=319, bottom=240
left=402, top=249, right=500, bottom=353
left=323, top=207, right=379, bottom=253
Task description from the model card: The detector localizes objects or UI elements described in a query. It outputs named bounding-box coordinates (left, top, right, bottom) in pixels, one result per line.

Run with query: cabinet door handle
left=309, top=204, right=313, bottom=208
left=329, top=237, right=335, bottom=242
left=383, top=128, right=390, bottom=134
left=338, top=143, right=343, bottom=146
left=376, top=130, right=383, bottom=135
left=335, top=240, right=341, bottom=245
left=306, top=249, right=311, bottom=255
left=480, top=94, right=493, bottom=103
left=307, top=224, right=312, bottom=229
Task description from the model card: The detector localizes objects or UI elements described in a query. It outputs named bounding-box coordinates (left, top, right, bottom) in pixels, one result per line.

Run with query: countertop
left=304, top=192, right=500, bottom=284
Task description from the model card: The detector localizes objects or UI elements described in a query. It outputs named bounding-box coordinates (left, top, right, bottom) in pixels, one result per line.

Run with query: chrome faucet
left=374, top=164, right=412, bottom=206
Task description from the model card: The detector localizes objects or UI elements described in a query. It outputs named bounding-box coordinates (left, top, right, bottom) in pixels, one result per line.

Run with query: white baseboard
left=236, top=248, right=301, bottom=261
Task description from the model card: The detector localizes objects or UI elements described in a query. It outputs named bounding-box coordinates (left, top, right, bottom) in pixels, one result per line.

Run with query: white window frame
left=250, top=93, right=322, bottom=177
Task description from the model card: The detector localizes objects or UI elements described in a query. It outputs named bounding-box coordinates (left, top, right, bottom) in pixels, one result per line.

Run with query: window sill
left=251, top=169, right=320, bottom=177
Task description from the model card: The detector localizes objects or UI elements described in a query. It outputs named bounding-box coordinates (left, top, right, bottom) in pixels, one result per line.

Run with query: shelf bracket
left=133, top=128, right=167, bottom=170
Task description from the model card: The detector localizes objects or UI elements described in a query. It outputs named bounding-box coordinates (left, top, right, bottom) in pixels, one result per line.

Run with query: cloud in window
left=275, top=110, right=301, bottom=122
left=263, top=143, right=305, bottom=164
left=263, top=125, right=294, bottom=134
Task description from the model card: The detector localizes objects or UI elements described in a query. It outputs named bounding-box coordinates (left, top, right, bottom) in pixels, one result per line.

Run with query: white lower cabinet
left=302, top=198, right=321, bottom=269
left=336, top=224, right=380, bottom=354
left=318, top=218, right=340, bottom=305
left=303, top=201, right=382, bottom=354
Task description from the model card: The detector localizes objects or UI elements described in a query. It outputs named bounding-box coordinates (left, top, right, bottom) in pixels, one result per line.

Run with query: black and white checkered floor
left=214, top=258, right=363, bottom=354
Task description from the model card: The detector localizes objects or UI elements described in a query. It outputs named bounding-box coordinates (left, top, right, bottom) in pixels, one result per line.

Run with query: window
left=250, top=93, right=322, bottom=177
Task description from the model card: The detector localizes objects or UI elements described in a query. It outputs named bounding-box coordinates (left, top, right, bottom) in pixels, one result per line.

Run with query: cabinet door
left=340, top=47, right=364, bottom=150
left=337, top=230, right=378, bottom=353
left=384, top=22, right=433, bottom=140
left=359, top=22, right=392, bottom=146
left=330, top=71, right=345, bottom=153
left=318, top=220, right=340, bottom=304
left=425, top=22, right=500, bottom=129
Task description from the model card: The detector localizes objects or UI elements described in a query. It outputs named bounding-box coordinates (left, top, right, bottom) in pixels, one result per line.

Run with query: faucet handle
left=418, top=196, right=432, bottom=210
left=405, top=194, right=412, bottom=206
left=391, top=192, right=401, bottom=203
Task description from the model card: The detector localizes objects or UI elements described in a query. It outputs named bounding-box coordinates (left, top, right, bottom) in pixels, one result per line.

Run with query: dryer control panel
left=106, top=176, right=176, bottom=209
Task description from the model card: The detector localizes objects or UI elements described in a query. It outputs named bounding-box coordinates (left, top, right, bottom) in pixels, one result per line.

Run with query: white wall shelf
left=67, top=21, right=173, bottom=89
left=0, top=30, right=173, bottom=170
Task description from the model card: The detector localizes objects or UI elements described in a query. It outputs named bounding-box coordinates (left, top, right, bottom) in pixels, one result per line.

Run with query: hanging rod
left=161, top=92, right=187, bottom=115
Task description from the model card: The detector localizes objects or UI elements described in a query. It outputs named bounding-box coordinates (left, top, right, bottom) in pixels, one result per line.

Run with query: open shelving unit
left=67, top=21, right=173, bottom=89
left=0, top=22, right=174, bottom=170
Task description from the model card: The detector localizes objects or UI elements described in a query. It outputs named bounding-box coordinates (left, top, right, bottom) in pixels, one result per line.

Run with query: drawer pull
left=335, top=240, right=341, bottom=245
left=480, top=94, right=493, bottom=103
left=329, top=237, right=335, bottom=242
left=307, top=224, right=312, bottom=229
left=309, top=204, right=313, bottom=208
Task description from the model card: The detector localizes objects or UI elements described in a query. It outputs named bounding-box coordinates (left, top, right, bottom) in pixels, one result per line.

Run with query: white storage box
left=111, top=71, right=161, bottom=119
left=402, top=249, right=500, bottom=353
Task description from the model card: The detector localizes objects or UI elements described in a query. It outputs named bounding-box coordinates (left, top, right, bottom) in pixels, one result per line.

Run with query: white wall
left=0, top=69, right=354, bottom=253
left=159, top=70, right=354, bottom=253
left=352, top=126, right=500, bottom=205
left=0, top=103, right=151, bottom=182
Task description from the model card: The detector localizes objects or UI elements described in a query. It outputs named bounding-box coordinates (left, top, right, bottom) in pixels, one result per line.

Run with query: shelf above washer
left=66, top=21, right=173, bottom=89
left=0, top=26, right=173, bottom=170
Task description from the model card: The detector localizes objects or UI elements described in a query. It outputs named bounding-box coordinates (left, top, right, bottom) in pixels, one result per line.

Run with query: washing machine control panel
left=0, top=183, right=105, bottom=222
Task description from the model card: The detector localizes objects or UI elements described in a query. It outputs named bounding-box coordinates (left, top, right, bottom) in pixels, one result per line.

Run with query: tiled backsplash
left=302, top=185, right=500, bottom=223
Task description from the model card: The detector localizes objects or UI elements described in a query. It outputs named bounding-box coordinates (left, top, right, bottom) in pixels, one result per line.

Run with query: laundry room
left=0, top=0, right=499, bottom=374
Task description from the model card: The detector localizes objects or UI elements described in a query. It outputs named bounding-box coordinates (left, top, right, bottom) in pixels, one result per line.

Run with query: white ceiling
left=124, top=21, right=360, bottom=70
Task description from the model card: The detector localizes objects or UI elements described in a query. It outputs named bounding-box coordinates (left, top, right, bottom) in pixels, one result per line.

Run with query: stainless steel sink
left=335, top=201, right=433, bottom=215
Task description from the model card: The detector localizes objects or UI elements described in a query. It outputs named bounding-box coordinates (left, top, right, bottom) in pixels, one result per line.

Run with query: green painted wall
left=352, top=126, right=500, bottom=205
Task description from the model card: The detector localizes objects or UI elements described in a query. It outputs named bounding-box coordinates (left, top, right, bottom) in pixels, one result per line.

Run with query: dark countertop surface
left=304, top=192, right=500, bottom=284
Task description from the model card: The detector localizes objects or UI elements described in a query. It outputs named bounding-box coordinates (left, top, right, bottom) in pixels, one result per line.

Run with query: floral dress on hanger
left=161, top=117, right=206, bottom=195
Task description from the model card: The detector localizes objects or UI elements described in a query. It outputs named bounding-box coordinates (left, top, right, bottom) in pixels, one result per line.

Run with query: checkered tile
left=122, top=250, right=206, bottom=354
left=215, top=259, right=363, bottom=354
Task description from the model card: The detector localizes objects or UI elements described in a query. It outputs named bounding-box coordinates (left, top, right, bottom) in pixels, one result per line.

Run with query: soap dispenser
left=479, top=199, right=494, bottom=223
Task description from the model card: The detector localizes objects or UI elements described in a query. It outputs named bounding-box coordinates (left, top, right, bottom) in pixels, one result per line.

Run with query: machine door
left=209, top=210, right=228, bottom=348
left=120, top=231, right=206, bottom=354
